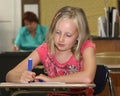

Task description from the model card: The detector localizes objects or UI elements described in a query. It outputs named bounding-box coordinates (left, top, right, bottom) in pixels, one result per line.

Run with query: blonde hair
left=46, top=6, right=91, bottom=61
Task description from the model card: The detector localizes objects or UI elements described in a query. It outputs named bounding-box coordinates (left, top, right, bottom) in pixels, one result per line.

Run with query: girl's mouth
left=58, top=43, right=65, bottom=47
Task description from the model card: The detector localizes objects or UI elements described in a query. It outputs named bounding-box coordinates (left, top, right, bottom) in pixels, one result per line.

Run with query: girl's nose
left=59, top=35, right=64, bottom=42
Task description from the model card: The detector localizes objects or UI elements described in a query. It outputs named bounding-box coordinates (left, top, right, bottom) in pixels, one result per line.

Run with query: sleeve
left=14, top=28, right=22, bottom=47
left=36, top=43, right=48, bottom=63
left=80, top=40, right=96, bottom=55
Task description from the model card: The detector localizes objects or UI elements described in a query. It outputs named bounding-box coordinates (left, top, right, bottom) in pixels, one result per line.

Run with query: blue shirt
left=14, top=24, right=48, bottom=51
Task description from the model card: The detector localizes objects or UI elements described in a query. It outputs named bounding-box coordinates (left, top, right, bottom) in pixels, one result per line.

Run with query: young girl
left=6, top=6, right=96, bottom=96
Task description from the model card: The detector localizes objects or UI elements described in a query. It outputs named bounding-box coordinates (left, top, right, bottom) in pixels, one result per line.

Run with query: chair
left=94, top=64, right=115, bottom=96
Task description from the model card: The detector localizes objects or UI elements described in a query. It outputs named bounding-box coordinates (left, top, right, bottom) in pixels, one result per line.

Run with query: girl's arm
left=6, top=50, right=40, bottom=83
left=35, top=47, right=96, bottom=84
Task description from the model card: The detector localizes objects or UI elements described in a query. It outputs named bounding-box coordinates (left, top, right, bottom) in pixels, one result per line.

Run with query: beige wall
left=40, top=0, right=117, bottom=36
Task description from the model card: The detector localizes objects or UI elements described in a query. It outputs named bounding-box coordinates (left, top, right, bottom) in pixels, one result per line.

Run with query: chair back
left=94, top=65, right=109, bottom=95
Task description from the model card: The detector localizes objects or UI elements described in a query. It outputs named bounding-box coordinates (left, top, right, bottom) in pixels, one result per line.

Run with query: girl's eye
left=56, top=31, right=60, bottom=34
left=66, top=34, right=72, bottom=37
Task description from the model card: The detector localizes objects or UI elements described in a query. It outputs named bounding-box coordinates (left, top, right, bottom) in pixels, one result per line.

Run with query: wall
left=40, top=0, right=117, bottom=36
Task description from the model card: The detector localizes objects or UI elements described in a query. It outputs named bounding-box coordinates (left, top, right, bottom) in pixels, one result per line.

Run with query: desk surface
left=104, top=64, right=120, bottom=69
left=0, top=82, right=95, bottom=89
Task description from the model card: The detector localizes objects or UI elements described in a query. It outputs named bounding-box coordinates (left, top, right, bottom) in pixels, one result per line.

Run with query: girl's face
left=24, top=20, right=37, bottom=32
left=54, top=18, right=78, bottom=52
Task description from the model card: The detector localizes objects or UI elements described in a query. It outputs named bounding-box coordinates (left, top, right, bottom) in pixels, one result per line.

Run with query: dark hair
left=22, top=11, right=39, bottom=25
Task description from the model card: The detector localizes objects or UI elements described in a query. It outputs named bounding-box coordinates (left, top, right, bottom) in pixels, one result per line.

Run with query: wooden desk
left=96, top=52, right=120, bottom=73
left=0, top=82, right=95, bottom=96
left=0, top=82, right=95, bottom=88
left=92, top=37, right=120, bottom=52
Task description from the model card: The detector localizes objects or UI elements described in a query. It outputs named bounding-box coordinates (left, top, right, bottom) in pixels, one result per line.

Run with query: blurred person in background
left=13, top=11, right=48, bottom=52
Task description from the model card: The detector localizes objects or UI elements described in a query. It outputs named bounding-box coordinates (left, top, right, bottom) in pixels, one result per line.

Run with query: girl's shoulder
left=80, top=40, right=95, bottom=54
left=36, top=43, right=48, bottom=51
left=82, top=40, right=95, bottom=47
left=36, top=43, right=48, bottom=61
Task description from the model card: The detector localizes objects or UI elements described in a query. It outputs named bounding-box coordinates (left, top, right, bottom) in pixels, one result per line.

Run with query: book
left=108, top=7, right=116, bottom=37
left=112, top=9, right=119, bottom=37
left=98, top=16, right=107, bottom=37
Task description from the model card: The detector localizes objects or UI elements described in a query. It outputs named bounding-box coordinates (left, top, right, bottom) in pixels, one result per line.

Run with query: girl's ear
left=75, top=40, right=78, bottom=45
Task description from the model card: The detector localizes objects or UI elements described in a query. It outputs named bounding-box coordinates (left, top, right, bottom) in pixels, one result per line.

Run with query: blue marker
left=28, top=58, right=43, bottom=82
left=28, top=58, right=32, bottom=71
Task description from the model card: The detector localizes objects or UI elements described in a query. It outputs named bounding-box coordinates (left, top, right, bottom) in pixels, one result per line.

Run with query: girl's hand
left=35, top=74, right=51, bottom=82
left=20, top=71, right=36, bottom=83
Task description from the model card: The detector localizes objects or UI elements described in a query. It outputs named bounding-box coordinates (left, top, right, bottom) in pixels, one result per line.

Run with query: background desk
left=93, top=39, right=120, bottom=95
left=92, top=36, right=120, bottom=96
left=92, top=37, right=120, bottom=53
